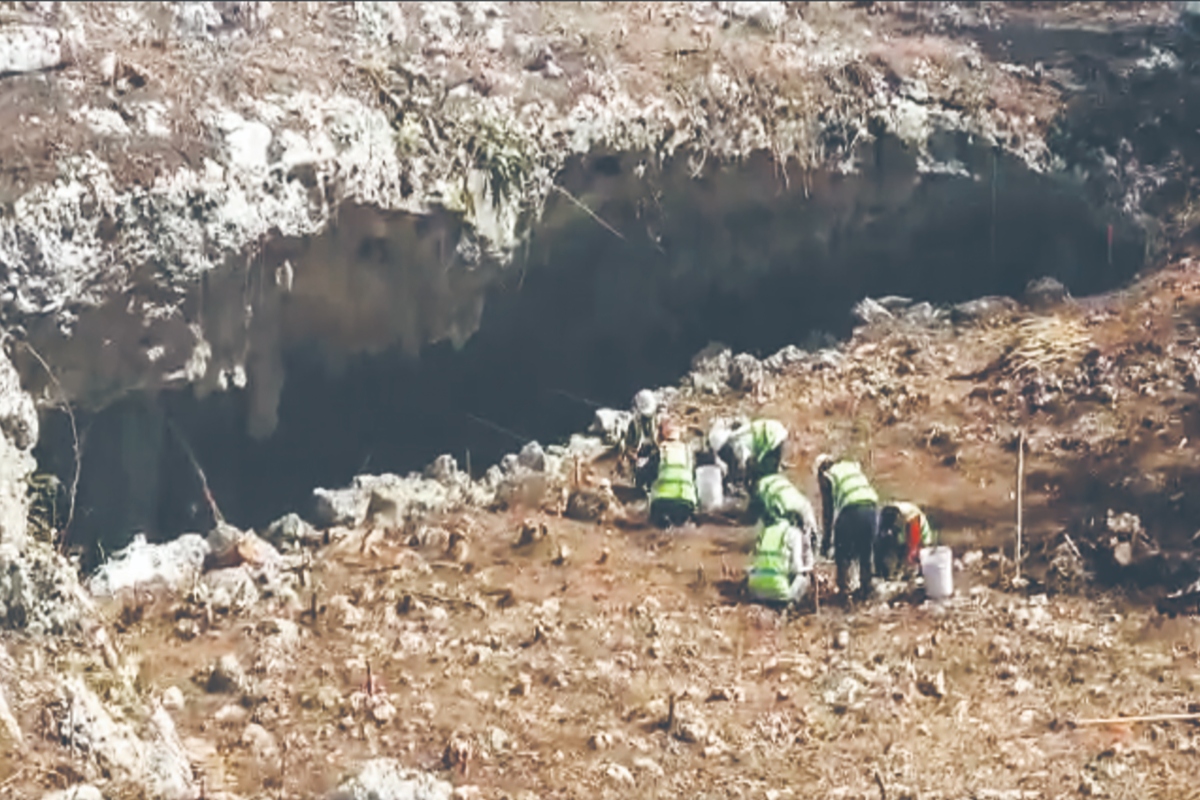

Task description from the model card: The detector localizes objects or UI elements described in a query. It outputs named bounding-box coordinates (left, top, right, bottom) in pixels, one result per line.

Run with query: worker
left=815, top=454, right=880, bottom=601
left=747, top=517, right=815, bottom=606
left=648, top=418, right=698, bottom=529
left=625, top=390, right=660, bottom=492
left=876, top=501, right=936, bottom=580
left=751, top=472, right=818, bottom=532
left=710, top=418, right=788, bottom=490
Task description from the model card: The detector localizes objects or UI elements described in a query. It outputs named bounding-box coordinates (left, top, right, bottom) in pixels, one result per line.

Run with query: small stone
left=918, top=670, right=946, bottom=699
left=214, top=703, right=249, bottom=725
left=833, top=630, right=851, bottom=650
left=675, top=716, right=708, bottom=744
left=328, top=594, right=364, bottom=629
left=552, top=540, right=571, bottom=566
left=161, top=686, right=185, bottom=711
left=370, top=699, right=397, bottom=724
left=632, top=756, right=664, bottom=778
left=488, top=727, right=509, bottom=752
left=510, top=673, right=532, bottom=696
left=206, top=654, right=248, bottom=695
left=241, top=722, right=279, bottom=763
left=589, top=731, right=614, bottom=751
left=604, top=763, right=635, bottom=787
left=1009, top=677, right=1035, bottom=696
left=706, top=686, right=744, bottom=703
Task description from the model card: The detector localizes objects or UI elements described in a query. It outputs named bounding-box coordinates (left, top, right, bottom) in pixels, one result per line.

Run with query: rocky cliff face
left=1, top=1, right=1198, bottom=552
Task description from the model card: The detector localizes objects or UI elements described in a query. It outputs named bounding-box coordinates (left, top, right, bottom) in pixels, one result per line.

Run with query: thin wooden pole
left=1016, top=430, right=1025, bottom=581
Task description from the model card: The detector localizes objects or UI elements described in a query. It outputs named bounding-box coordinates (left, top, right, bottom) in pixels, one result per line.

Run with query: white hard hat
left=813, top=453, right=835, bottom=477
left=633, top=389, right=657, bottom=417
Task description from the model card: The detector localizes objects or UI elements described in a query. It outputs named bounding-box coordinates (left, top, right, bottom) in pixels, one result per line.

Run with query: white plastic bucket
left=695, top=465, right=724, bottom=512
left=921, top=546, right=954, bottom=599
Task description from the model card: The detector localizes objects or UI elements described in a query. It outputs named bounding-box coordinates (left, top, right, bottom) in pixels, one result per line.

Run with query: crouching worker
left=815, top=454, right=880, bottom=601
left=710, top=418, right=789, bottom=490
left=626, top=390, right=661, bottom=492
left=876, top=502, right=936, bottom=580
left=648, top=419, right=698, bottom=529
left=748, top=518, right=815, bottom=606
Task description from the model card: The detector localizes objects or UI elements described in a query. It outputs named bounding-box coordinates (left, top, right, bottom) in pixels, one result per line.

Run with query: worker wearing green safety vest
left=748, top=518, right=814, bottom=605
left=649, top=419, right=698, bottom=529
left=876, top=501, right=936, bottom=580
left=752, top=473, right=818, bottom=532
left=711, top=418, right=789, bottom=490
left=815, top=455, right=880, bottom=601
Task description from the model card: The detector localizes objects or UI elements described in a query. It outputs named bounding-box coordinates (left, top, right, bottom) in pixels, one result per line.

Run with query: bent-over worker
left=815, top=454, right=880, bottom=601
left=711, top=418, right=789, bottom=490
left=648, top=419, right=698, bottom=529
left=876, top=501, right=936, bottom=580
left=752, top=472, right=818, bottom=532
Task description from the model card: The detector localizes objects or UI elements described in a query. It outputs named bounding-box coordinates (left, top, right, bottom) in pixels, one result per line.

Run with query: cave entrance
left=36, top=146, right=1146, bottom=565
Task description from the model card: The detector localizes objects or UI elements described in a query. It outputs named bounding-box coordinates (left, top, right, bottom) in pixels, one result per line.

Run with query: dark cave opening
left=34, top=148, right=1148, bottom=566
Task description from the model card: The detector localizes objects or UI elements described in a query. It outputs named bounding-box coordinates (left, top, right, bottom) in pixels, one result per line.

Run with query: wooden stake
left=465, top=449, right=471, bottom=479
left=813, top=570, right=820, bottom=615
left=1016, top=430, right=1025, bottom=582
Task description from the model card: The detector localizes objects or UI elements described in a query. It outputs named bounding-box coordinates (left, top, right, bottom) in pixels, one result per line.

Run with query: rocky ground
left=5, top=261, right=1200, bottom=799
left=5, top=3, right=1200, bottom=799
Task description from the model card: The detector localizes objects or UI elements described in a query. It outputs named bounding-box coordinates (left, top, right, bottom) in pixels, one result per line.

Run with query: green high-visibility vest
left=748, top=520, right=792, bottom=601
left=891, top=501, right=934, bottom=547
left=750, top=419, right=787, bottom=463
left=755, top=473, right=812, bottom=525
left=650, top=441, right=698, bottom=506
left=826, top=461, right=878, bottom=513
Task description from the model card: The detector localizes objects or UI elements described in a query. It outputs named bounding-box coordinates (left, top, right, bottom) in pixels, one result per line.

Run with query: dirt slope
left=6, top=259, right=1200, bottom=799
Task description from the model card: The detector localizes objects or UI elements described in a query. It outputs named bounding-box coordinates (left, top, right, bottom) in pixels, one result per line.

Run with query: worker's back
left=651, top=440, right=698, bottom=506
left=825, top=460, right=878, bottom=514
left=755, top=473, right=815, bottom=529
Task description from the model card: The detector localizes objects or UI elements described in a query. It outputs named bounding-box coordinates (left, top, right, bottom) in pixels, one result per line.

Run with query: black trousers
left=650, top=498, right=694, bottom=529
left=834, top=503, right=878, bottom=599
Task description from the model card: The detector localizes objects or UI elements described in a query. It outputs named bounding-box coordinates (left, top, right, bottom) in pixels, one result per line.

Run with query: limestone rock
left=241, top=722, right=280, bottom=763
left=728, top=353, right=766, bottom=395
left=518, top=441, right=547, bottom=472
left=852, top=297, right=894, bottom=327
left=87, top=533, right=210, bottom=597
left=197, top=566, right=260, bottom=613
left=590, top=408, right=633, bottom=445
left=327, top=758, right=452, bottom=800
left=313, top=486, right=372, bottom=528
left=42, top=786, right=104, bottom=800
left=718, top=2, right=787, bottom=32
left=1024, top=277, right=1070, bottom=310
left=0, top=679, right=21, bottom=745
left=0, top=538, right=91, bottom=633
left=950, top=296, right=1019, bottom=325
left=688, top=343, right=733, bottom=395
left=264, top=513, right=322, bottom=549
left=0, top=26, right=64, bottom=75
left=206, top=654, right=249, bottom=695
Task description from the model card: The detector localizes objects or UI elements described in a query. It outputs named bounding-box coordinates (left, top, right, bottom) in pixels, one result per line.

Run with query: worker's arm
left=819, top=477, right=834, bottom=556
left=906, top=517, right=922, bottom=564
left=787, top=525, right=812, bottom=575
